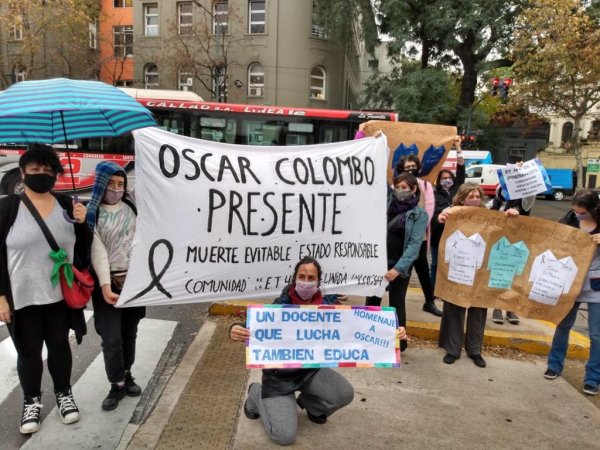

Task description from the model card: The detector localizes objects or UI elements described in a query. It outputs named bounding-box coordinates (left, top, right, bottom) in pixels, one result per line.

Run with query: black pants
left=8, top=301, right=72, bottom=397
left=92, top=287, right=145, bottom=384
left=414, top=241, right=435, bottom=303
left=439, top=301, right=487, bottom=358
left=366, top=269, right=411, bottom=327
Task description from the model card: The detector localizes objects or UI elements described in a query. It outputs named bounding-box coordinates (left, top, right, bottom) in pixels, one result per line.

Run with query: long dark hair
left=572, top=189, right=600, bottom=224
left=435, top=169, right=456, bottom=186
left=292, top=256, right=322, bottom=286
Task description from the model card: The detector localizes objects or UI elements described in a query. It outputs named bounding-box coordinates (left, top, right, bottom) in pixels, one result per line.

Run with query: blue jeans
left=547, top=302, right=600, bottom=386
left=430, top=246, right=439, bottom=290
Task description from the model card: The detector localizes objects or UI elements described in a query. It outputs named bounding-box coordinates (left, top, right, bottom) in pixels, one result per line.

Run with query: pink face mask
left=295, top=280, right=318, bottom=300
left=103, top=188, right=124, bottom=205
left=463, top=197, right=481, bottom=207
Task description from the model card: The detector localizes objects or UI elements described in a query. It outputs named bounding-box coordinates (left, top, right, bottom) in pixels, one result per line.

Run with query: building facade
left=98, top=0, right=135, bottom=86
left=130, top=0, right=374, bottom=109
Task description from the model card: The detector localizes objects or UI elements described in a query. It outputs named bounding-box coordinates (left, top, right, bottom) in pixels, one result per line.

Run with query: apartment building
left=131, top=0, right=374, bottom=109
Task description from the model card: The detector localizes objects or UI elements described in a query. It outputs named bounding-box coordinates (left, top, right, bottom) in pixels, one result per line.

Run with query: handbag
left=19, top=193, right=94, bottom=309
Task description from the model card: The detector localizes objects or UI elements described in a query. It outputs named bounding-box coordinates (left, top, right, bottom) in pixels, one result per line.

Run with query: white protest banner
left=246, top=305, right=400, bottom=368
left=497, top=159, right=551, bottom=200
left=117, top=127, right=388, bottom=307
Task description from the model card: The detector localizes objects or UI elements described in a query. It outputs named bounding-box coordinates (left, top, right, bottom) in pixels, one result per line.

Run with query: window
left=89, top=21, right=97, bottom=49
left=561, top=122, right=574, bottom=145
left=211, top=66, right=227, bottom=101
left=310, top=66, right=326, bottom=100
left=10, top=22, right=23, bottom=41
left=248, top=1, right=265, bottom=34
left=213, top=1, right=228, bottom=34
left=113, top=26, right=133, bottom=58
left=144, top=3, right=159, bottom=37
left=178, top=69, right=193, bottom=91
left=466, top=167, right=483, bottom=178
left=14, top=66, right=26, bottom=83
left=116, top=80, right=133, bottom=87
left=178, top=2, right=193, bottom=35
left=247, top=63, right=264, bottom=97
left=368, top=59, right=379, bottom=69
left=311, top=0, right=326, bottom=38
left=114, top=0, right=133, bottom=6
left=144, top=64, right=159, bottom=89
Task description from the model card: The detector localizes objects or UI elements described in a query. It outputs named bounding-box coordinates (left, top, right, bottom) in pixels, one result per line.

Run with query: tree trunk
left=458, top=59, right=477, bottom=111
left=573, top=117, right=585, bottom=189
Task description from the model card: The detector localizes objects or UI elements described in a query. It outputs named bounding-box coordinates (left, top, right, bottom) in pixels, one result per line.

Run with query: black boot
left=423, top=301, right=442, bottom=317
left=124, top=371, right=142, bottom=397
left=102, top=383, right=126, bottom=411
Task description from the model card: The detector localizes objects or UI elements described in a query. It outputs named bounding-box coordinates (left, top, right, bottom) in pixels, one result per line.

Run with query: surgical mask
left=440, top=178, right=454, bottom=189
left=295, top=280, right=318, bottom=300
left=576, top=211, right=592, bottom=222
left=103, top=188, right=124, bottom=205
left=404, top=168, right=419, bottom=177
left=394, top=189, right=414, bottom=202
left=463, top=198, right=481, bottom=207
left=23, top=173, right=56, bottom=193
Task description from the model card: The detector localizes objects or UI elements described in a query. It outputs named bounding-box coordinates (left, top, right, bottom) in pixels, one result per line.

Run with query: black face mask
left=404, top=168, right=419, bottom=177
left=23, top=173, right=56, bottom=193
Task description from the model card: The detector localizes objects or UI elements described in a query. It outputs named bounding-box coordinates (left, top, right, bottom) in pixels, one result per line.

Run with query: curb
left=208, top=300, right=590, bottom=361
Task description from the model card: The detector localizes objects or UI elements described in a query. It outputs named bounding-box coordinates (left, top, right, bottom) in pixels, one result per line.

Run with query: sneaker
left=468, top=354, right=487, bottom=368
left=55, top=389, right=80, bottom=424
left=506, top=311, right=520, bottom=325
left=443, top=353, right=458, bottom=364
left=423, top=301, right=443, bottom=317
left=243, top=383, right=260, bottom=420
left=583, top=384, right=599, bottom=396
left=102, top=383, right=127, bottom=411
left=124, top=371, right=142, bottom=397
left=544, top=369, right=560, bottom=380
left=20, top=396, right=43, bottom=434
left=492, top=309, right=504, bottom=324
left=297, top=397, right=327, bottom=424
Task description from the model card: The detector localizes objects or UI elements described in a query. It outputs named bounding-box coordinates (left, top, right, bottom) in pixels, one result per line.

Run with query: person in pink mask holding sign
left=230, top=256, right=408, bottom=445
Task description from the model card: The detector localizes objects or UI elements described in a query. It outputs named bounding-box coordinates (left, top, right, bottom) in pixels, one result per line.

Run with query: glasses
left=404, top=165, right=418, bottom=170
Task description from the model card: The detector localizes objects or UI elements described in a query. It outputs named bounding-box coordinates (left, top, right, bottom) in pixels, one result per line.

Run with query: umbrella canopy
left=0, top=78, right=156, bottom=143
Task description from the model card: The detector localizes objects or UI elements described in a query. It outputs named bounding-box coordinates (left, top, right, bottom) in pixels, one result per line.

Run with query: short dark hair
left=396, top=154, right=422, bottom=173
left=19, top=144, right=64, bottom=175
left=572, top=189, right=600, bottom=224
left=292, top=256, right=322, bottom=286
left=393, top=172, right=420, bottom=192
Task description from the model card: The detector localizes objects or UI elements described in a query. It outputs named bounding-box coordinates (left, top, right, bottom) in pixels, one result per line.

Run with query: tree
left=145, top=3, right=247, bottom=101
left=381, top=0, right=524, bottom=112
left=0, top=0, right=100, bottom=83
left=362, top=61, right=457, bottom=124
left=511, top=0, right=600, bottom=188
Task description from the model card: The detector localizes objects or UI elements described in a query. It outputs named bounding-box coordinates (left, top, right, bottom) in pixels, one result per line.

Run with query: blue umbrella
left=0, top=78, right=156, bottom=221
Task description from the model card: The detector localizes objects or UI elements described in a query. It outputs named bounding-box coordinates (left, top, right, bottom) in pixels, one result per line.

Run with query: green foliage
left=362, top=61, right=457, bottom=124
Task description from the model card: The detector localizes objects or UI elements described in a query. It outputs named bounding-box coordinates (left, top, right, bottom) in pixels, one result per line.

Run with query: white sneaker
left=56, top=389, right=80, bottom=424
left=20, top=396, right=43, bottom=434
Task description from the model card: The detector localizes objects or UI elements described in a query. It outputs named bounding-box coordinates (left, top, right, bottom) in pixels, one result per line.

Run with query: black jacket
left=0, top=193, right=91, bottom=344
left=431, top=164, right=465, bottom=248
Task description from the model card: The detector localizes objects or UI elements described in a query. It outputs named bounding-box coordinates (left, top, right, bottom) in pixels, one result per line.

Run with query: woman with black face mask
left=0, top=144, right=90, bottom=435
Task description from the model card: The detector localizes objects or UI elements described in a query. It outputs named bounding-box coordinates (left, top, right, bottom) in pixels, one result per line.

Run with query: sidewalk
left=122, top=289, right=598, bottom=450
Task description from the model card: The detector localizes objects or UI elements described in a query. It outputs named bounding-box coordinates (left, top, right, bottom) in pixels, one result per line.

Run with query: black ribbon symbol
left=124, top=239, right=174, bottom=304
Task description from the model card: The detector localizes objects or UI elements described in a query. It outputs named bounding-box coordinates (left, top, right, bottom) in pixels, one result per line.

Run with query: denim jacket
left=392, top=206, right=427, bottom=276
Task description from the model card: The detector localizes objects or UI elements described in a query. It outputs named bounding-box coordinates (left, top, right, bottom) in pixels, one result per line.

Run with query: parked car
left=464, top=164, right=503, bottom=197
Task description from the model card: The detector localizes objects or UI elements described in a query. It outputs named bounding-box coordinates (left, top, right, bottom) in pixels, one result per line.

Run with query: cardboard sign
left=246, top=305, right=400, bottom=368
left=435, top=207, right=595, bottom=324
left=362, top=121, right=457, bottom=184
left=497, top=159, right=552, bottom=200
left=117, top=128, right=389, bottom=307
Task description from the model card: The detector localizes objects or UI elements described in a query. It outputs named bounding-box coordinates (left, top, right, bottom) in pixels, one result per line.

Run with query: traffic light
left=501, top=78, right=513, bottom=99
left=491, top=77, right=500, bottom=96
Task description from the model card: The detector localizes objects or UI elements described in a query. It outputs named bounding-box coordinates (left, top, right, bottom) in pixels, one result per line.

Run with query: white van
left=464, top=164, right=503, bottom=197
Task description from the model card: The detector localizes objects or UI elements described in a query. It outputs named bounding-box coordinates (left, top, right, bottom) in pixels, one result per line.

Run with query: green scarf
left=49, top=248, right=74, bottom=288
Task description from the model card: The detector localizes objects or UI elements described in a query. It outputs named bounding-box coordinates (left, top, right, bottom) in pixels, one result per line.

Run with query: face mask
left=440, top=178, right=454, bottom=189
left=576, top=211, right=592, bottom=222
left=463, top=198, right=481, bottom=207
left=404, top=168, right=419, bottom=177
left=295, top=280, right=319, bottom=300
left=103, top=188, right=124, bottom=205
left=23, top=173, right=56, bottom=193
left=394, top=189, right=414, bottom=202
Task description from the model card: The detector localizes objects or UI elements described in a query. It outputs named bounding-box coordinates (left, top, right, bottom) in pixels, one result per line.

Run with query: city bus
left=0, top=88, right=397, bottom=195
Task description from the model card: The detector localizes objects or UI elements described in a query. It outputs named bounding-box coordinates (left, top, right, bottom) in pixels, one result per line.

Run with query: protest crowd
left=0, top=123, right=598, bottom=447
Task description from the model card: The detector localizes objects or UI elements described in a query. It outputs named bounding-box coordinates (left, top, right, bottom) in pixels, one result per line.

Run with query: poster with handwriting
left=117, top=127, right=388, bottom=307
left=435, top=207, right=595, bottom=324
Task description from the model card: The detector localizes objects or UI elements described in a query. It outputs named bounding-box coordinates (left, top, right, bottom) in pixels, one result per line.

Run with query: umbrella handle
left=62, top=194, right=79, bottom=224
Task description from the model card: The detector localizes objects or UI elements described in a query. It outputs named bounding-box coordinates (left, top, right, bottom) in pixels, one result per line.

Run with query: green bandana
left=49, top=248, right=74, bottom=288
